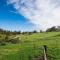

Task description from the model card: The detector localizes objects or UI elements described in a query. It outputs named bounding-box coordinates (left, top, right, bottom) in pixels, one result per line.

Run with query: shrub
left=0, top=41, right=6, bottom=46
left=28, top=32, right=33, bottom=35
left=8, top=38, right=20, bottom=44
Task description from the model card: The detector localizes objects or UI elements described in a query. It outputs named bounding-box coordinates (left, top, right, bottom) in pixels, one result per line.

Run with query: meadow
left=0, top=32, right=60, bottom=60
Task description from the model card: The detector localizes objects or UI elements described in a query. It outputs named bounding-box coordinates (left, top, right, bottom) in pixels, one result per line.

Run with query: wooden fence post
left=43, top=45, right=47, bottom=60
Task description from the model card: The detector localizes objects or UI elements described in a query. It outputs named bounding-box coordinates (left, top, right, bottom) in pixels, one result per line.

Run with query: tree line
left=0, top=28, right=21, bottom=35
left=0, top=28, right=43, bottom=35
left=0, top=26, right=60, bottom=35
left=46, top=26, right=60, bottom=32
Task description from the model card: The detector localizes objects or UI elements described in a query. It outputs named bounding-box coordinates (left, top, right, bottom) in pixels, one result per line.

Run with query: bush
left=0, top=41, right=6, bottom=46
left=8, top=38, right=20, bottom=44
left=0, top=36, right=20, bottom=44
left=28, top=32, right=33, bottom=35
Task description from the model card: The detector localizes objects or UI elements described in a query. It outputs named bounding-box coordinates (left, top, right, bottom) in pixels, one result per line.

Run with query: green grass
left=0, top=32, right=60, bottom=60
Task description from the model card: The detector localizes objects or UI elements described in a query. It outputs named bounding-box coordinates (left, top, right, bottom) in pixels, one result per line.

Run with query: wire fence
left=0, top=44, right=60, bottom=60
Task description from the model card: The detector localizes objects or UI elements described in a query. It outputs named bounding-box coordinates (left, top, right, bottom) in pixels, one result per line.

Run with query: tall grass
left=0, top=32, right=60, bottom=60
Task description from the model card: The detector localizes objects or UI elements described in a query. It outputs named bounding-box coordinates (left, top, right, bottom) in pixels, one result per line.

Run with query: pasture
left=0, top=32, right=60, bottom=60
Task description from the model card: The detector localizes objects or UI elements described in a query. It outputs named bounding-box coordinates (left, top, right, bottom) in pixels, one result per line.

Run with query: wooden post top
left=44, top=45, right=47, bottom=52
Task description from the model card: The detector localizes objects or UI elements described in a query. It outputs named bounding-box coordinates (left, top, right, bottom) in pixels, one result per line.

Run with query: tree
left=40, top=30, right=43, bottom=33
left=46, top=26, right=57, bottom=32
left=56, top=26, right=60, bottom=31
left=33, top=30, right=37, bottom=33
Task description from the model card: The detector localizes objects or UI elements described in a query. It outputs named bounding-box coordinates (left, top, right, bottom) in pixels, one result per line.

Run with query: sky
left=0, top=0, right=60, bottom=31
left=0, top=0, right=36, bottom=31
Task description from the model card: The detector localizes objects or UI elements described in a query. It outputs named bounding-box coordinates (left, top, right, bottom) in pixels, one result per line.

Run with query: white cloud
left=7, top=0, right=60, bottom=30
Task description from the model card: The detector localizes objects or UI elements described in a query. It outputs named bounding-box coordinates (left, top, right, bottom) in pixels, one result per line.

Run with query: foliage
left=8, top=38, right=20, bottom=44
left=0, top=28, right=21, bottom=35
left=33, top=30, right=37, bottom=33
left=46, top=26, right=57, bottom=32
left=40, top=30, right=43, bottom=33
left=46, top=26, right=60, bottom=32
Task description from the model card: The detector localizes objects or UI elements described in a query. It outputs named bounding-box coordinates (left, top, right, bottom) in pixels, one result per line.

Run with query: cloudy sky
left=0, top=0, right=60, bottom=31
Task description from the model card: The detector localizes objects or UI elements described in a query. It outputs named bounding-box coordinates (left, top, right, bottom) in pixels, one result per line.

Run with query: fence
left=0, top=44, right=60, bottom=60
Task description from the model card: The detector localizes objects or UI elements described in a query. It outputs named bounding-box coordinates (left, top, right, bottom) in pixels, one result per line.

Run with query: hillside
left=0, top=32, right=60, bottom=60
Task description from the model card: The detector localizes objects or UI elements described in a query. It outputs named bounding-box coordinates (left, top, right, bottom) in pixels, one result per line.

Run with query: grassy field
left=0, top=32, right=60, bottom=60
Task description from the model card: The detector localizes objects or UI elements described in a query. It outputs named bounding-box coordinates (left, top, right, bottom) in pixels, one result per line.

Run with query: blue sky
left=0, top=0, right=60, bottom=31
left=0, top=0, right=35, bottom=31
